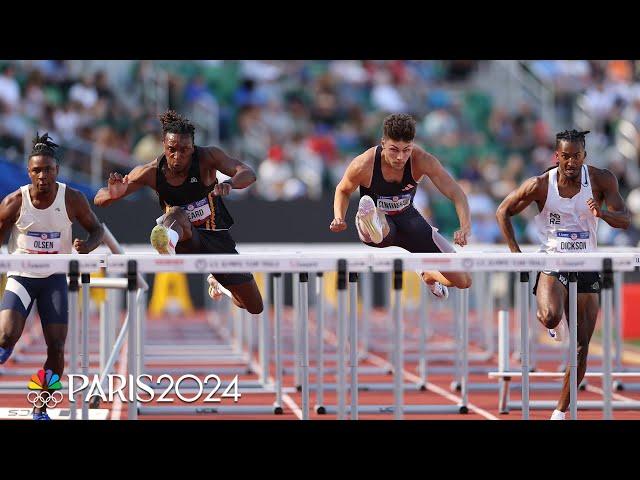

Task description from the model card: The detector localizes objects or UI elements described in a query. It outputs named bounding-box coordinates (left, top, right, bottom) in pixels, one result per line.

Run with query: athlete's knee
left=165, top=206, right=185, bottom=219
left=456, top=274, right=472, bottom=289
left=0, top=345, right=14, bottom=364
left=537, top=310, right=562, bottom=329
left=246, top=297, right=264, bottom=315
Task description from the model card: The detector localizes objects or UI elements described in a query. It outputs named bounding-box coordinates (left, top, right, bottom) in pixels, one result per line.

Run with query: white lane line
left=110, top=342, right=128, bottom=420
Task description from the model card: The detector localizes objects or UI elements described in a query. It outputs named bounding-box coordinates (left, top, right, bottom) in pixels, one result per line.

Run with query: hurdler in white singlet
left=7, top=182, right=73, bottom=278
left=533, top=165, right=598, bottom=257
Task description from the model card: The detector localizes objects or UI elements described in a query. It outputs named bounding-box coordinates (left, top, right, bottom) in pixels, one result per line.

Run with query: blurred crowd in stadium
left=2, top=59, right=640, bottom=245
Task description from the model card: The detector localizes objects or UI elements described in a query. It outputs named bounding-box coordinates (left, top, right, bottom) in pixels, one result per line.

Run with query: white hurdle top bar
left=0, top=252, right=637, bottom=274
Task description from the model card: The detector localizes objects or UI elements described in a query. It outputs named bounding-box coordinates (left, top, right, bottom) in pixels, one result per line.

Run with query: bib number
left=556, top=231, right=590, bottom=252
left=24, top=231, right=61, bottom=254
left=376, top=194, right=411, bottom=213
left=181, top=198, right=212, bottom=226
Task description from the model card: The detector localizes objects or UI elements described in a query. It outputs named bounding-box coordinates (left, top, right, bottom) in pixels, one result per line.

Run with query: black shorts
left=176, top=229, right=254, bottom=288
left=533, top=271, right=602, bottom=295
left=363, top=206, right=453, bottom=253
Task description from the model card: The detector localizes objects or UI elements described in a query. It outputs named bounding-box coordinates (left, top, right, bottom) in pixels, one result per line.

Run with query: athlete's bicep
left=498, top=177, right=541, bottom=216
left=207, top=147, right=253, bottom=178
left=427, top=160, right=461, bottom=199
left=125, top=164, right=154, bottom=191
left=0, top=193, right=21, bottom=243
left=72, top=192, right=103, bottom=234
left=337, top=157, right=367, bottom=195
left=601, top=170, right=627, bottom=213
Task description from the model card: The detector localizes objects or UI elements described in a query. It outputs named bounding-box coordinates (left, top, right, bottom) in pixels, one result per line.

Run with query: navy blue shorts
left=0, top=274, right=68, bottom=324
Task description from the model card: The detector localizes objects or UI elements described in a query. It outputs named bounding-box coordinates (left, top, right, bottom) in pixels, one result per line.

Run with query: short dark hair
left=383, top=114, right=416, bottom=142
left=159, top=110, right=195, bottom=141
left=29, top=132, right=59, bottom=161
left=555, top=129, right=589, bottom=149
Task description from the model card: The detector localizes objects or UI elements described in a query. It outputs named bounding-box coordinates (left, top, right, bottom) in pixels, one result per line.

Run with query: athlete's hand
left=107, top=172, right=129, bottom=200
left=74, top=238, right=91, bottom=254
left=330, top=218, right=347, bottom=232
left=213, top=181, right=232, bottom=197
left=453, top=227, right=471, bottom=247
left=587, top=198, right=601, bottom=217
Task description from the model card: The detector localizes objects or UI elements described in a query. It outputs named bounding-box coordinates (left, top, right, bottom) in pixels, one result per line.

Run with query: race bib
left=556, top=231, right=590, bottom=252
left=376, top=194, right=411, bottom=213
left=181, top=198, right=212, bottom=226
left=24, top=231, right=61, bottom=254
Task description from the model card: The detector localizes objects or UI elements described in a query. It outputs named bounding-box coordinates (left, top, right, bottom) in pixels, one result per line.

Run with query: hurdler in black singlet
left=156, top=146, right=234, bottom=231
left=358, top=145, right=454, bottom=254
left=360, top=145, right=418, bottom=215
left=155, top=146, right=253, bottom=287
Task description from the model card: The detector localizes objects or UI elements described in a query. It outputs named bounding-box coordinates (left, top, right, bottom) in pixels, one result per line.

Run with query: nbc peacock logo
left=26, top=369, right=63, bottom=408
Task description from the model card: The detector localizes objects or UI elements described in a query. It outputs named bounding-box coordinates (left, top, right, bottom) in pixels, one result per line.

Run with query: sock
left=550, top=409, right=565, bottom=420
left=0, top=346, right=13, bottom=364
left=167, top=227, right=179, bottom=246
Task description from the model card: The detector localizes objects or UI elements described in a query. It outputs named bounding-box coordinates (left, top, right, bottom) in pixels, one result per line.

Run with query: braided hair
left=540, top=129, right=590, bottom=173
left=158, top=110, right=195, bottom=141
left=29, top=132, right=59, bottom=161
left=555, top=129, right=590, bottom=149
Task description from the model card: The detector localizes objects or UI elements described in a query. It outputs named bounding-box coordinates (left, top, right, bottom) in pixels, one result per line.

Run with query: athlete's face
left=28, top=155, right=58, bottom=194
left=382, top=138, right=414, bottom=170
left=555, top=140, right=586, bottom=181
left=164, top=133, right=194, bottom=174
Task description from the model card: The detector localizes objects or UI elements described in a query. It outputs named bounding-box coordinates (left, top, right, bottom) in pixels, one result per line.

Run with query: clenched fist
left=330, top=218, right=347, bottom=232
left=74, top=238, right=91, bottom=254
left=453, top=227, right=471, bottom=247
left=213, top=181, right=232, bottom=196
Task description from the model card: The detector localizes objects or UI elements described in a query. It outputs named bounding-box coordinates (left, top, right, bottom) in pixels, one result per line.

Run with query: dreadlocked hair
left=29, top=132, right=59, bottom=160
left=540, top=129, right=591, bottom=174
left=555, top=129, right=590, bottom=149
left=158, top=110, right=195, bottom=141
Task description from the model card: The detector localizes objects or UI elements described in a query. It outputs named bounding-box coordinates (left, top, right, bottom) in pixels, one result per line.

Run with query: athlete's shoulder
left=0, top=188, right=23, bottom=218
left=135, top=159, right=160, bottom=179
left=1, top=188, right=23, bottom=206
left=353, top=146, right=376, bottom=167
left=64, top=185, right=90, bottom=201
left=523, top=173, right=549, bottom=196
left=588, top=164, right=618, bottom=189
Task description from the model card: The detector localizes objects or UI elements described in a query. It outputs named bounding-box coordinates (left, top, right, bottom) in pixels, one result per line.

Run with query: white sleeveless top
left=533, top=165, right=598, bottom=255
left=7, top=182, right=73, bottom=278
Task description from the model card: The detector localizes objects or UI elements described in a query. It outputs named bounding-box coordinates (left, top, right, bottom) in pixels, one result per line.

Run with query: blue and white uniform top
left=533, top=165, right=598, bottom=255
left=7, top=182, right=72, bottom=277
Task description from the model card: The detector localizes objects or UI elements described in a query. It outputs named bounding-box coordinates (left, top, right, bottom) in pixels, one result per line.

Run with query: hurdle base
left=507, top=400, right=640, bottom=411
left=138, top=405, right=281, bottom=415
left=321, top=404, right=464, bottom=415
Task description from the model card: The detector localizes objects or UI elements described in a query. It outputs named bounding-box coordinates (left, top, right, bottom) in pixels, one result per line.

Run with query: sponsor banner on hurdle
left=0, top=253, right=105, bottom=274
left=372, top=252, right=637, bottom=272
left=106, top=253, right=372, bottom=273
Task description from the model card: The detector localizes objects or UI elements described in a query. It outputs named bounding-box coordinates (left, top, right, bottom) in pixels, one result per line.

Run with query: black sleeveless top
left=156, top=146, right=234, bottom=230
left=359, top=145, right=418, bottom=215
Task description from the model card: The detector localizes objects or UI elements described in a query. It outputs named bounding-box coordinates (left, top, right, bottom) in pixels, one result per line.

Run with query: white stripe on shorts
left=5, top=277, right=32, bottom=310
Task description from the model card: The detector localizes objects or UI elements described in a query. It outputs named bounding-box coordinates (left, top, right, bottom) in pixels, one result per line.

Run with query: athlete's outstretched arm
left=587, top=169, right=631, bottom=229
left=94, top=163, right=155, bottom=207
left=0, top=191, right=22, bottom=245
left=496, top=177, right=543, bottom=253
left=68, top=189, right=104, bottom=253
left=204, top=147, right=256, bottom=196
left=424, top=154, right=471, bottom=246
left=331, top=153, right=368, bottom=232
